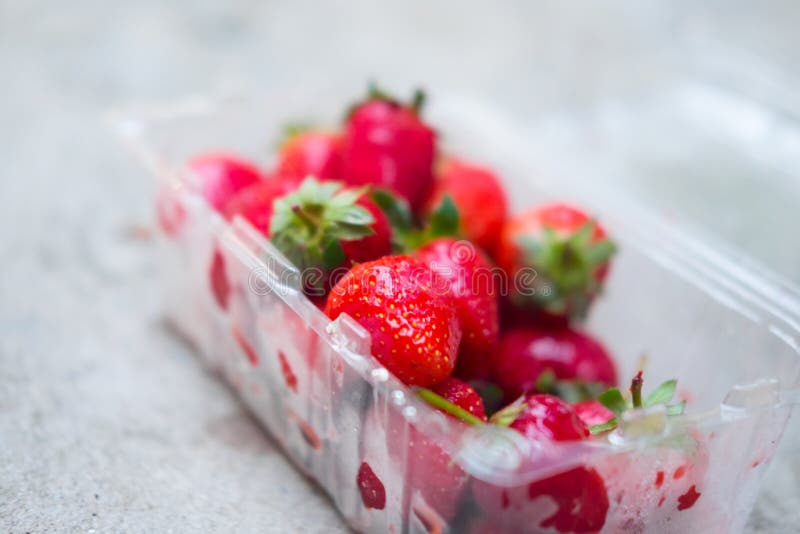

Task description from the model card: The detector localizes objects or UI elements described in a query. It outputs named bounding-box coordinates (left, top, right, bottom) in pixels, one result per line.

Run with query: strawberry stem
left=417, top=388, right=485, bottom=427
left=630, top=370, right=644, bottom=409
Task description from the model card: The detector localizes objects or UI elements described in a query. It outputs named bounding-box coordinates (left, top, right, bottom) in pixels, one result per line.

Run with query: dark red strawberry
left=275, top=129, right=342, bottom=181
left=497, top=202, right=615, bottom=322
left=325, top=255, right=460, bottom=387
left=269, top=177, right=391, bottom=296
left=189, top=153, right=264, bottom=212
left=472, top=394, right=609, bottom=533
left=415, top=238, right=499, bottom=381
left=341, top=86, right=436, bottom=211
left=425, top=158, right=508, bottom=255
left=493, top=326, right=617, bottom=401
left=222, top=176, right=301, bottom=235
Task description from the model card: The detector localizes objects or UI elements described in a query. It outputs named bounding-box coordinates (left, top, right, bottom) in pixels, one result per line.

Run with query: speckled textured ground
left=1, top=1, right=798, bottom=532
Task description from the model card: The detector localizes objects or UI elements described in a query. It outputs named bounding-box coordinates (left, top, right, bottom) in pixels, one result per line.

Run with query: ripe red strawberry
left=339, top=197, right=392, bottom=265
left=493, top=326, right=617, bottom=402
left=222, top=176, right=301, bottom=235
left=415, top=238, right=499, bottom=381
left=497, top=203, right=615, bottom=322
left=429, top=377, right=488, bottom=422
left=275, top=129, right=342, bottom=181
left=269, top=177, right=391, bottom=296
left=425, top=158, right=508, bottom=255
left=341, top=86, right=436, bottom=211
left=189, top=153, right=264, bottom=212
left=573, top=400, right=615, bottom=427
left=472, top=394, right=610, bottom=533
left=324, top=255, right=461, bottom=387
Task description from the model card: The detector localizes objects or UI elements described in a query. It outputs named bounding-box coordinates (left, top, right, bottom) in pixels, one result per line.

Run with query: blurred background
left=1, top=1, right=798, bottom=532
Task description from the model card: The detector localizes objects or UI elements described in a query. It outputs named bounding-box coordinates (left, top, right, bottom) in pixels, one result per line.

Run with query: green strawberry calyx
left=589, top=371, right=686, bottom=435
left=269, top=176, right=375, bottom=286
left=516, top=220, right=616, bottom=321
left=371, top=188, right=460, bottom=252
left=344, top=82, right=427, bottom=120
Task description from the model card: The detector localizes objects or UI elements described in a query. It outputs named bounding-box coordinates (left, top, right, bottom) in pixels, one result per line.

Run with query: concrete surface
left=1, top=1, right=798, bottom=532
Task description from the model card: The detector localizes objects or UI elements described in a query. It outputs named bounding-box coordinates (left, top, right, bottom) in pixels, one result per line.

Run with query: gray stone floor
left=1, top=1, right=798, bottom=532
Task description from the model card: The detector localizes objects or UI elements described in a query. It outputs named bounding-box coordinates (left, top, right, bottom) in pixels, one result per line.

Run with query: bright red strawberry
left=425, top=158, right=508, bottom=254
left=429, top=377, right=488, bottom=421
left=497, top=203, right=615, bottom=322
left=269, top=177, right=391, bottom=297
left=189, top=153, right=264, bottom=212
left=275, top=129, right=343, bottom=181
left=415, top=238, right=499, bottom=381
left=222, top=176, right=301, bottom=235
left=493, top=326, right=618, bottom=401
left=341, top=86, right=436, bottom=211
left=325, top=255, right=460, bottom=387
left=472, top=394, right=609, bottom=533
left=506, top=394, right=590, bottom=441
left=573, top=400, right=615, bottom=427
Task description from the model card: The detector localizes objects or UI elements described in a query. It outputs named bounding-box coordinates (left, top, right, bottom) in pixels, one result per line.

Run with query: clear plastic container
left=117, top=85, right=800, bottom=533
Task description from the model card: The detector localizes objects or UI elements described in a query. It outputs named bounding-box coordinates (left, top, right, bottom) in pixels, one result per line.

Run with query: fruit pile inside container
left=157, top=86, right=712, bottom=533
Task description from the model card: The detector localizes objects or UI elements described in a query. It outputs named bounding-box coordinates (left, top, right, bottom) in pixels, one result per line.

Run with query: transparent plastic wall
left=120, top=87, right=800, bottom=533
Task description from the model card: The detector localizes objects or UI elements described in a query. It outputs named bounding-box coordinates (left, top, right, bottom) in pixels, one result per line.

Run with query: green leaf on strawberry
left=370, top=188, right=462, bottom=252
left=588, top=372, right=686, bottom=435
left=344, top=83, right=427, bottom=121
left=517, top=219, right=616, bottom=319
left=270, top=176, right=375, bottom=284
left=371, top=188, right=414, bottom=249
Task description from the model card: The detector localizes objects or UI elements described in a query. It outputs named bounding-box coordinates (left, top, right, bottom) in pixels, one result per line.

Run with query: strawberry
left=426, top=377, right=489, bottom=422
left=472, top=394, right=610, bottom=533
left=222, top=176, right=301, bottom=235
left=573, top=400, right=615, bottom=427
left=188, top=153, right=264, bottom=212
left=206, top=176, right=301, bottom=313
left=415, top=238, right=500, bottom=381
left=324, top=255, right=461, bottom=387
left=424, top=157, right=508, bottom=255
left=492, top=326, right=618, bottom=402
left=341, top=85, right=436, bottom=211
left=275, top=128, right=342, bottom=181
left=269, top=177, right=391, bottom=296
left=586, top=374, right=707, bottom=530
left=497, top=203, right=616, bottom=322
